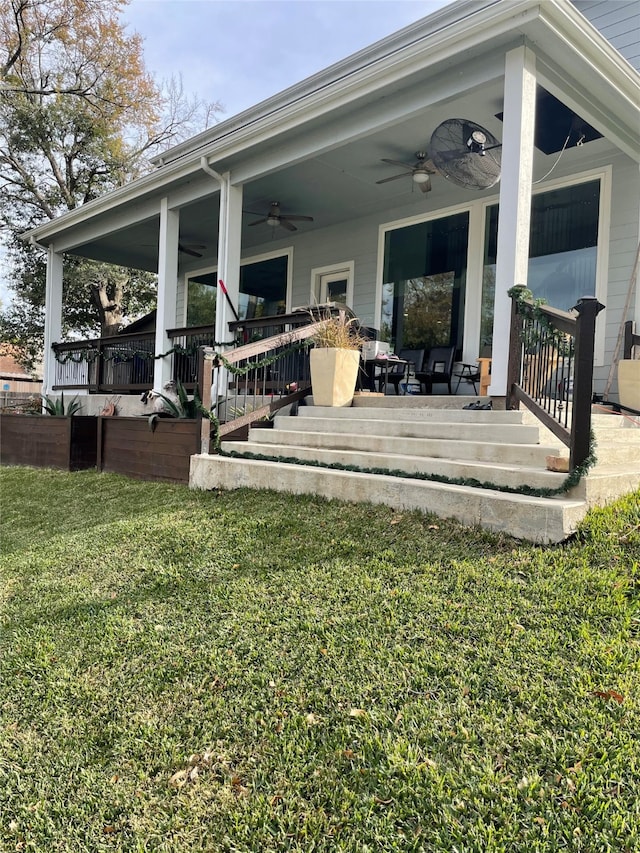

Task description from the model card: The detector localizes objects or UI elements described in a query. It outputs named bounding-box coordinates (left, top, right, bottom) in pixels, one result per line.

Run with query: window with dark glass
left=381, top=212, right=469, bottom=354
left=186, top=254, right=288, bottom=327
left=480, top=179, right=600, bottom=348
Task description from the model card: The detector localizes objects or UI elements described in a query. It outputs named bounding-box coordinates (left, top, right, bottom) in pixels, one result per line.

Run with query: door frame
left=310, top=261, right=355, bottom=307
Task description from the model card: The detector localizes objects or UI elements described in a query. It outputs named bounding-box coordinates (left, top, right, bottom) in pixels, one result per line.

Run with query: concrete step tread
left=263, top=426, right=558, bottom=453
left=200, top=454, right=585, bottom=509
left=274, top=417, right=541, bottom=444
left=298, top=406, right=525, bottom=424
left=230, top=438, right=563, bottom=473
left=221, top=440, right=568, bottom=489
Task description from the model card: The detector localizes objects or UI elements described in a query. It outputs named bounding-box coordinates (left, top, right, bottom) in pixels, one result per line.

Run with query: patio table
left=361, top=357, right=409, bottom=393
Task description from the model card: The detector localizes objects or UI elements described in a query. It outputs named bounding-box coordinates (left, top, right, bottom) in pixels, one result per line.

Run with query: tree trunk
left=91, top=275, right=124, bottom=336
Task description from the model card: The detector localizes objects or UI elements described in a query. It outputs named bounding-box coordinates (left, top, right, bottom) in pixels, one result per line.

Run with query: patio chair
left=380, top=348, right=425, bottom=394
left=415, top=345, right=456, bottom=394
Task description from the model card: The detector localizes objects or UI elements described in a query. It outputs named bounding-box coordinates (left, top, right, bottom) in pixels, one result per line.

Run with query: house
left=0, top=345, right=42, bottom=402
left=19, top=0, right=640, bottom=540
left=25, top=0, right=639, bottom=405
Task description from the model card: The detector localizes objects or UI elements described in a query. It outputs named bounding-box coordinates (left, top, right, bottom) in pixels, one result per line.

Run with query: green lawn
left=0, top=467, right=638, bottom=853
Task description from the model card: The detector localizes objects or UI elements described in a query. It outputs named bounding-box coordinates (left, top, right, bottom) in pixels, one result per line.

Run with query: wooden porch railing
left=53, top=332, right=156, bottom=392
left=52, top=305, right=356, bottom=396
left=506, top=287, right=604, bottom=470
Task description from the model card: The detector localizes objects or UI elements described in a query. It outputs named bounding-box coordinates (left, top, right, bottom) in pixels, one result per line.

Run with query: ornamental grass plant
left=1, top=467, right=638, bottom=852
left=311, top=309, right=367, bottom=350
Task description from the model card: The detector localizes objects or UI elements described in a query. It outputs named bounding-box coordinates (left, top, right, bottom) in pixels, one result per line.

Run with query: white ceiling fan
left=376, top=151, right=436, bottom=193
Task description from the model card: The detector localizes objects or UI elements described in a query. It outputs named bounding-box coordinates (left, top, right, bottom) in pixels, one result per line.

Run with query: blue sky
left=123, top=0, right=450, bottom=118
left=1, top=0, right=450, bottom=306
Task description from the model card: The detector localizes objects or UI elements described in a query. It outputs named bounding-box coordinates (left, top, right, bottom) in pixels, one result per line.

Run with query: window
left=480, top=179, right=601, bottom=348
left=186, top=253, right=289, bottom=327
left=381, top=212, right=469, bottom=353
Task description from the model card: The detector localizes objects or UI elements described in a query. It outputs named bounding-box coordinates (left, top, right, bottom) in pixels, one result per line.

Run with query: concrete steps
left=189, top=399, right=640, bottom=544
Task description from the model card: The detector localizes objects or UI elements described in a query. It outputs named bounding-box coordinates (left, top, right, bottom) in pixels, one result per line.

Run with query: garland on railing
left=54, top=348, right=100, bottom=364
left=508, top=286, right=573, bottom=357
left=209, top=340, right=310, bottom=376
left=53, top=336, right=312, bottom=367
left=216, top=432, right=597, bottom=498
left=53, top=340, right=233, bottom=365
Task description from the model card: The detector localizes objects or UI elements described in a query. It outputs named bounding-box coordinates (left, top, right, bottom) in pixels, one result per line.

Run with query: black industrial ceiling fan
left=244, top=201, right=314, bottom=232
left=377, top=119, right=502, bottom=193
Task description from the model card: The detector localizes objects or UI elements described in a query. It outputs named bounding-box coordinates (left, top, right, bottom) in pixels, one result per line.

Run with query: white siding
left=595, top=153, right=640, bottom=391
left=175, top=148, right=639, bottom=397
left=572, top=1, right=640, bottom=70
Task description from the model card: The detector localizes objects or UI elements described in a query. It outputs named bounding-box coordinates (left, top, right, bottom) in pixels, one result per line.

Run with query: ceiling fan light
left=266, top=216, right=280, bottom=226
left=413, top=171, right=430, bottom=184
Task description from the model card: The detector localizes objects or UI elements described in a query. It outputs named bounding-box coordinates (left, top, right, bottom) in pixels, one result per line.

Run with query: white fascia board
left=22, top=158, right=221, bottom=247
left=51, top=198, right=161, bottom=253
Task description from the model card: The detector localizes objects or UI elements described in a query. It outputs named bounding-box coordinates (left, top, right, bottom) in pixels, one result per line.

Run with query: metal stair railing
left=198, top=318, right=332, bottom=453
left=506, top=287, right=604, bottom=470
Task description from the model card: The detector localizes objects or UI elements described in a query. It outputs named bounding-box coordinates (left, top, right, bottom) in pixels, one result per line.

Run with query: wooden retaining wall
left=97, top=416, right=200, bottom=484
left=0, top=415, right=98, bottom=471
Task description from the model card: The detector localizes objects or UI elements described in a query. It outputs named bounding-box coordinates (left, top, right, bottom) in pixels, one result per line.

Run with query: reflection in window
left=186, top=254, right=288, bottom=327
left=480, top=179, right=600, bottom=348
left=381, top=212, right=469, bottom=353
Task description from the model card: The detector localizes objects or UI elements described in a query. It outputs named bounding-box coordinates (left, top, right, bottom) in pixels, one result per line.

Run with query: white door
left=311, top=262, right=354, bottom=306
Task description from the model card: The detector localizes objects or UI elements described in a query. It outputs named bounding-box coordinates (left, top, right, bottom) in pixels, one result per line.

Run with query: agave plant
left=147, top=380, right=207, bottom=431
left=42, top=392, right=82, bottom=416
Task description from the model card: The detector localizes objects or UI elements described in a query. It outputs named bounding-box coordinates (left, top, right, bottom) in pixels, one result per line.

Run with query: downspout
left=29, top=234, right=49, bottom=252
left=200, top=156, right=224, bottom=184
left=199, top=157, right=238, bottom=345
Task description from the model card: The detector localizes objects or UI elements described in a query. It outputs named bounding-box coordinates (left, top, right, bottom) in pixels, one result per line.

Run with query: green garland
left=508, top=286, right=573, bottom=357
left=54, top=338, right=310, bottom=369
left=216, top=432, right=597, bottom=498
left=209, top=340, right=309, bottom=377
left=54, top=340, right=235, bottom=365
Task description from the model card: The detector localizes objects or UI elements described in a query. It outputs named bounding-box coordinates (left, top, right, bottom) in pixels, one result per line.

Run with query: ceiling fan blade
left=178, top=243, right=203, bottom=257
left=279, top=219, right=297, bottom=232
left=280, top=214, right=314, bottom=222
left=248, top=218, right=268, bottom=226
left=243, top=210, right=267, bottom=216
left=376, top=173, right=410, bottom=184
left=381, top=158, right=416, bottom=170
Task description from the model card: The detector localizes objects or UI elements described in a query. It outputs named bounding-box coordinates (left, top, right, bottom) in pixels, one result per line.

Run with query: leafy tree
left=0, top=0, right=221, bottom=369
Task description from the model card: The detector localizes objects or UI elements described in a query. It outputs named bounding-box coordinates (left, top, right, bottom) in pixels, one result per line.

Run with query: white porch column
left=43, top=245, right=64, bottom=395
left=154, top=198, right=180, bottom=389
left=490, top=46, right=537, bottom=396
left=215, top=174, right=243, bottom=345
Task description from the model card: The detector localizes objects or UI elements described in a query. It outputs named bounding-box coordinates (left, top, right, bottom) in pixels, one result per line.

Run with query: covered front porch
left=29, top=1, right=638, bottom=418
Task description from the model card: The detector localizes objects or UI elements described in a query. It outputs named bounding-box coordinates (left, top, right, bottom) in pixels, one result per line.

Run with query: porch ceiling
left=34, top=0, right=638, bottom=275
left=70, top=75, right=620, bottom=275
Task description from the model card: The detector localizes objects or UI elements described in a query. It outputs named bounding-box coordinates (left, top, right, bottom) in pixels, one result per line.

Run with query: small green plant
left=148, top=380, right=215, bottom=431
left=42, top=392, right=82, bottom=416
